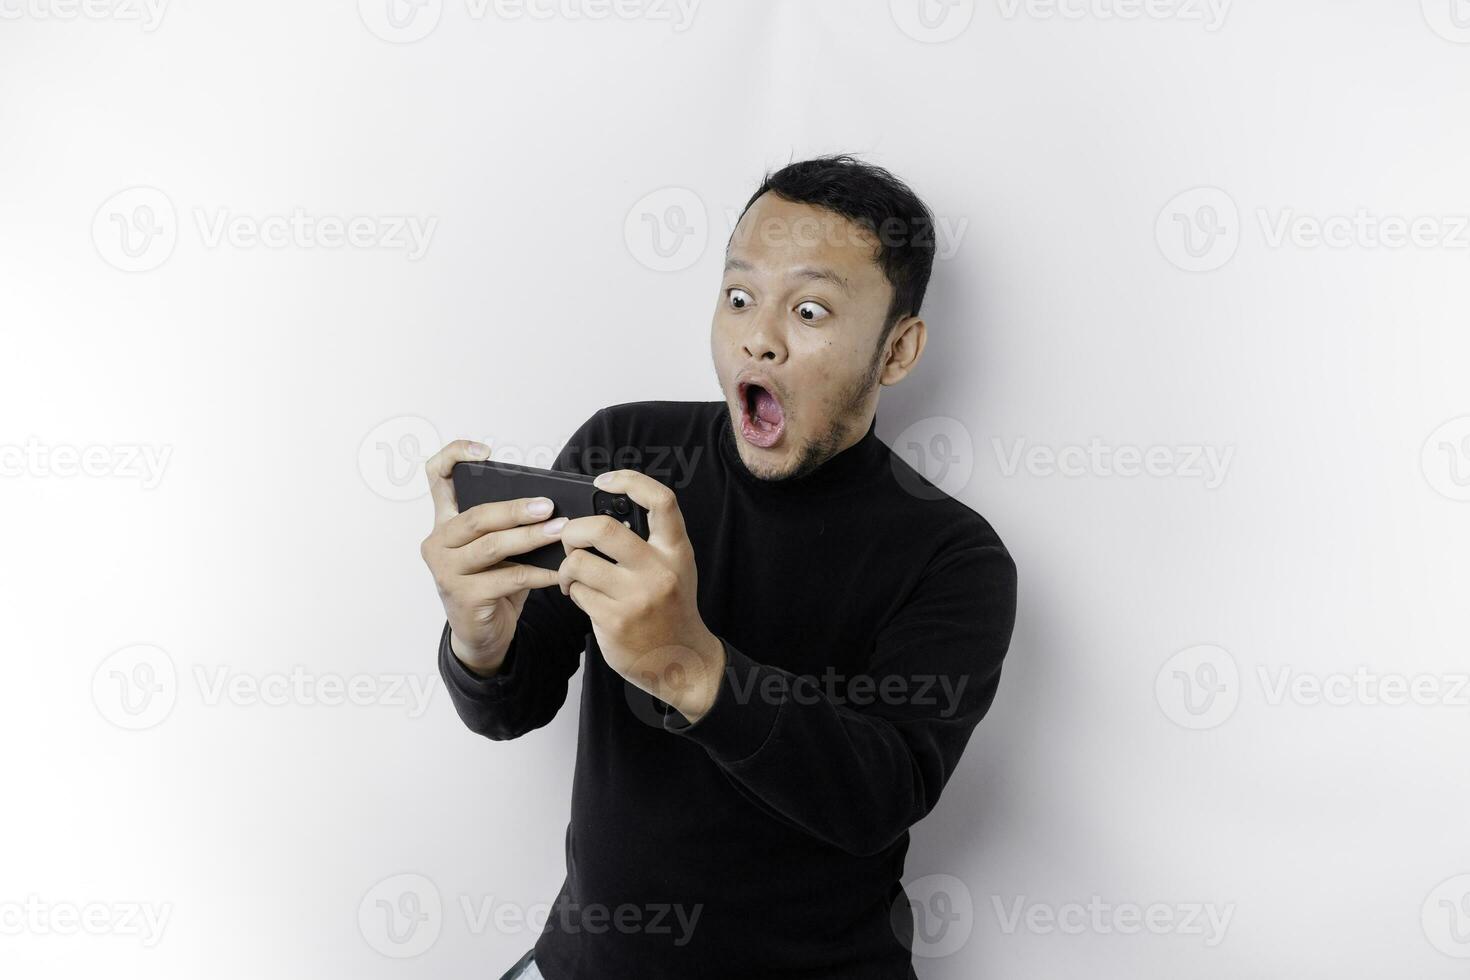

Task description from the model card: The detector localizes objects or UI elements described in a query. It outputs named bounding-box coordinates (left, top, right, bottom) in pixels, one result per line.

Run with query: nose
left=741, top=306, right=787, bottom=364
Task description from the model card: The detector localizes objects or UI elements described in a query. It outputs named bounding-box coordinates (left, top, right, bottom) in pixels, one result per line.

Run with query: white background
left=3, top=1, right=1469, bottom=977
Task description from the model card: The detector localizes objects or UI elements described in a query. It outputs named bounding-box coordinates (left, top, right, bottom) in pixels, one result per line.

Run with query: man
left=420, top=154, right=1018, bottom=979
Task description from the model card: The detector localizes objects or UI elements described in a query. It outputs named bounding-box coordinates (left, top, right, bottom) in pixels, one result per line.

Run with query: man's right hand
left=420, top=440, right=568, bottom=677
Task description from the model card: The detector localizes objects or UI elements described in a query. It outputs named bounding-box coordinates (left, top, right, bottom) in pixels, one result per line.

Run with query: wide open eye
left=727, top=287, right=753, bottom=310
left=795, top=300, right=830, bottom=323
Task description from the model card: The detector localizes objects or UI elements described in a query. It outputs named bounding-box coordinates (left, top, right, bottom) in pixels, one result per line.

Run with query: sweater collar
left=714, top=401, right=887, bottom=496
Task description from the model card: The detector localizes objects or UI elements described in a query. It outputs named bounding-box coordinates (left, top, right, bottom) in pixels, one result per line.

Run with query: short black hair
left=732, top=153, right=936, bottom=345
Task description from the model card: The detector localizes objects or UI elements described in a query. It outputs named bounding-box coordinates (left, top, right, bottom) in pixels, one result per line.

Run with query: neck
left=717, top=405, right=885, bottom=497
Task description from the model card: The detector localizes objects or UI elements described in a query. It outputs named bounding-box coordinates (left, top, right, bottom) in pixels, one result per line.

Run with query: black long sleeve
left=436, top=400, right=1018, bottom=980
left=661, top=538, right=1016, bottom=857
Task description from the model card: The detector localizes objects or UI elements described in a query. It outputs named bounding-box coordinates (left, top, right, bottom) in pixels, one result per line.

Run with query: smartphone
left=451, top=458, right=651, bottom=571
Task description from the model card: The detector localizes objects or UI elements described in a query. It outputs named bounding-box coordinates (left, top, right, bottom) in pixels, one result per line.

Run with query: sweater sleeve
left=662, top=537, right=1018, bottom=857
left=437, top=408, right=609, bottom=741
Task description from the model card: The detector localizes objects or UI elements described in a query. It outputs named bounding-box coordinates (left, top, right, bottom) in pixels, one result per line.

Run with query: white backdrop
left=3, top=1, right=1469, bottom=977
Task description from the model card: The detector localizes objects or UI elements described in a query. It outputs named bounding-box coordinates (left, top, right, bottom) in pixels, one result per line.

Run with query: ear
left=879, top=315, right=926, bottom=386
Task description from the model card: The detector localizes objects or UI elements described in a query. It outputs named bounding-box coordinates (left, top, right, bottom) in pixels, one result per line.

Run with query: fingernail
left=542, top=517, right=568, bottom=535
left=593, top=472, right=611, bottom=488
left=468, top=442, right=491, bottom=457
left=527, top=498, right=553, bottom=516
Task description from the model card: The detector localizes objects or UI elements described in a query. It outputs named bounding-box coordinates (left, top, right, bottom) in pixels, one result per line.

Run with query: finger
left=567, top=579, right=617, bottom=621
left=592, top=469, right=686, bottom=552
left=462, top=561, right=562, bottom=598
left=558, top=547, right=626, bottom=600
left=442, top=497, right=556, bottom=549
left=425, top=439, right=493, bottom=525
left=452, top=516, right=568, bottom=573
left=558, top=514, right=647, bottom=567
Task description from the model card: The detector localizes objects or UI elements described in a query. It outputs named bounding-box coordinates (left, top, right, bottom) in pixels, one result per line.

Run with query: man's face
left=710, top=192, right=895, bottom=482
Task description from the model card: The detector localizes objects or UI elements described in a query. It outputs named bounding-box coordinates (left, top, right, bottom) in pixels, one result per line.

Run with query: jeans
left=496, top=947, right=544, bottom=980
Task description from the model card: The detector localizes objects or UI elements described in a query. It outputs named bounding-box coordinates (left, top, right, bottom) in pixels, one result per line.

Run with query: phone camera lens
left=612, top=497, right=630, bottom=516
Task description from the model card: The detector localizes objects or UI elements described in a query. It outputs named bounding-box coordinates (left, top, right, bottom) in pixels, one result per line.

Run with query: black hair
left=732, top=153, right=936, bottom=347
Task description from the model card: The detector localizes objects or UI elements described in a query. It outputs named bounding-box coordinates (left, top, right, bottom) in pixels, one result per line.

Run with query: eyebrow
left=723, top=257, right=853, bottom=296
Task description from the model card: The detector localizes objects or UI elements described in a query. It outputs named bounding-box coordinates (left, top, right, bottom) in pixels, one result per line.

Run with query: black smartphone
left=450, top=458, right=651, bottom=571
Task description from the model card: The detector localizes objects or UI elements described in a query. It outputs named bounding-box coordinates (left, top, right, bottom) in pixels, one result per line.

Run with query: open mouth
left=737, top=380, right=786, bottom=449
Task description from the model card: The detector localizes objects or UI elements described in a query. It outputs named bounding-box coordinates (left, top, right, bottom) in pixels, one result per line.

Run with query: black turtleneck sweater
left=437, top=399, right=1017, bottom=979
